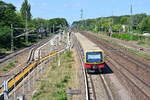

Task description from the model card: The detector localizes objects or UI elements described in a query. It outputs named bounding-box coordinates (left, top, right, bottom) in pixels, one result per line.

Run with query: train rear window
left=86, top=52, right=102, bottom=63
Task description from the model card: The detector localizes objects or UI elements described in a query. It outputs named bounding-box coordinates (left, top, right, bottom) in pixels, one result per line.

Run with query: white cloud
left=64, top=4, right=81, bottom=7
left=31, top=2, right=48, bottom=7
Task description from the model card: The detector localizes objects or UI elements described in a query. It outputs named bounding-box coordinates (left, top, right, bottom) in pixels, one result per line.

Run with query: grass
left=137, top=39, right=150, bottom=47
left=111, top=33, right=140, bottom=41
left=126, top=47, right=150, bottom=60
left=32, top=50, right=75, bottom=100
left=103, top=37, right=150, bottom=60
left=91, top=32, right=150, bottom=61
left=3, top=61, right=17, bottom=71
left=0, top=47, right=7, bottom=53
left=111, top=33, right=150, bottom=47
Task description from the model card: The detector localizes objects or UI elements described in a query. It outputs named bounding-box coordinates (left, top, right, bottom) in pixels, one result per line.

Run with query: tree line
left=0, top=0, right=68, bottom=53
left=72, top=13, right=150, bottom=33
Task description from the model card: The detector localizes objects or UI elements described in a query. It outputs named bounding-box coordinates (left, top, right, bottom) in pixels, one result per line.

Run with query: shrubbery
left=112, top=33, right=140, bottom=41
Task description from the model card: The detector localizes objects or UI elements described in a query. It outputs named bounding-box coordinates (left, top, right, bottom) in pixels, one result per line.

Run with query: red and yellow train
left=84, top=49, right=105, bottom=73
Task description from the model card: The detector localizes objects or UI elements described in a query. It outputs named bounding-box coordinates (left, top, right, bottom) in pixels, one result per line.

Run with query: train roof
left=85, top=49, right=104, bottom=53
left=75, top=32, right=103, bottom=52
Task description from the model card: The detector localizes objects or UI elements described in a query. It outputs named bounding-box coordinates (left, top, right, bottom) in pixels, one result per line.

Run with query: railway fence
left=0, top=32, right=72, bottom=100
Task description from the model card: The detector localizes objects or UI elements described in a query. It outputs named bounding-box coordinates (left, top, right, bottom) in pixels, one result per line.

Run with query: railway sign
left=66, top=89, right=81, bottom=95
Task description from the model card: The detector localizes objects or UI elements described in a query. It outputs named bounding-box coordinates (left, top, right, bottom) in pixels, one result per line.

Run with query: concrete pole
left=3, top=80, right=8, bottom=100
left=58, top=52, right=60, bottom=67
left=25, top=11, right=28, bottom=43
left=53, top=24, right=55, bottom=34
left=28, top=72, right=30, bottom=92
left=23, top=70, right=25, bottom=95
left=13, top=75, right=16, bottom=100
left=11, top=24, right=14, bottom=52
left=130, top=0, right=133, bottom=33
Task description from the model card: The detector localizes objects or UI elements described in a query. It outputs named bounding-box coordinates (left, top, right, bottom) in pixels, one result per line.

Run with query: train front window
left=86, top=52, right=102, bottom=63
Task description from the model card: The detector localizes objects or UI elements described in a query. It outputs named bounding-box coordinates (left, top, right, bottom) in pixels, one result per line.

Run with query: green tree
left=20, top=0, right=32, bottom=21
left=138, top=16, right=150, bottom=32
left=120, top=16, right=129, bottom=25
left=0, top=1, right=24, bottom=50
left=112, top=24, right=122, bottom=32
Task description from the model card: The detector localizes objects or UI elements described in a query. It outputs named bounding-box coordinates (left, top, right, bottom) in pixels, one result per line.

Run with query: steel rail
left=107, top=56, right=150, bottom=98
left=81, top=31, right=150, bottom=98
left=0, top=35, right=54, bottom=65
left=73, top=33, right=114, bottom=100
left=98, top=74, right=114, bottom=100
left=82, top=32, right=150, bottom=86
left=73, top=35, right=89, bottom=100
left=0, top=35, right=66, bottom=99
left=82, top=32, right=150, bottom=72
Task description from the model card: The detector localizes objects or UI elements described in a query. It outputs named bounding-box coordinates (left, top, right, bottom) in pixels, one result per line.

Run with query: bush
left=3, top=62, right=16, bottom=71
left=64, top=51, right=72, bottom=58
left=53, top=89, right=67, bottom=100
left=112, top=33, right=140, bottom=41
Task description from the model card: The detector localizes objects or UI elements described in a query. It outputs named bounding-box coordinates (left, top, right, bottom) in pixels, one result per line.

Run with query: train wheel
left=98, top=69, right=102, bottom=73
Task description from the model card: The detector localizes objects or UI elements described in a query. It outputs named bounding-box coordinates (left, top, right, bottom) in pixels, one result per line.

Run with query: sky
left=4, top=0, right=150, bottom=23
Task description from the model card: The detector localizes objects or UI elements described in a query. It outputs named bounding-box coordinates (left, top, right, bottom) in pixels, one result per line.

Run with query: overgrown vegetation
left=72, top=13, right=150, bottom=33
left=94, top=34, right=150, bottom=60
left=111, top=33, right=141, bottom=41
left=72, top=13, right=150, bottom=47
left=3, top=61, right=17, bottom=71
left=32, top=51, right=75, bottom=100
left=111, top=33, right=150, bottom=47
left=0, top=1, right=68, bottom=53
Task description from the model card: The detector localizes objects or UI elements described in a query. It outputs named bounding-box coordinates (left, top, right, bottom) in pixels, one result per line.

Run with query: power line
left=80, top=9, right=83, bottom=20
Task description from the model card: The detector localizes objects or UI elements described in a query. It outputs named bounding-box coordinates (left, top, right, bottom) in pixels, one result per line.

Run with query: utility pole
left=101, top=17, right=103, bottom=32
left=3, top=80, right=8, bottom=100
left=25, top=11, right=28, bottom=43
left=13, top=74, right=16, bottom=100
left=111, top=11, right=114, bottom=34
left=53, top=24, right=55, bottom=34
left=11, top=24, right=14, bottom=52
left=80, top=9, right=83, bottom=20
left=80, top=9, right=84, bottom=29
left=130, top=0, right=133, bottom=33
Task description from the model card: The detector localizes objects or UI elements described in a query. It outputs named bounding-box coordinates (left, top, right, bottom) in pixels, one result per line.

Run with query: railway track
left=83, top=31, right=150, bottom=72
left=81, top=31, right=150, bottom=99
left=87, top=74, right=114, bottom=100
left=0, top=34, right=67, bottom=100
left=73, top=33, right=113, bottom=100
left=0, top=36, right=52, bottom=67
left=0, top=36, right=55, bottom=88
left=8, top=38, right=55, bottom=100
left=108, top=57, right=150, bottom=99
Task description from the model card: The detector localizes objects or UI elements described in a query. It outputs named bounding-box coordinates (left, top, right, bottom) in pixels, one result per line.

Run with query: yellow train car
left=0, top=51, right=59, bottom=99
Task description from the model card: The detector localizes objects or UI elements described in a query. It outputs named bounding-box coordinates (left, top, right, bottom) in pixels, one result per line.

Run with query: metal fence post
left=3, top=80, right=8, bottom=100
